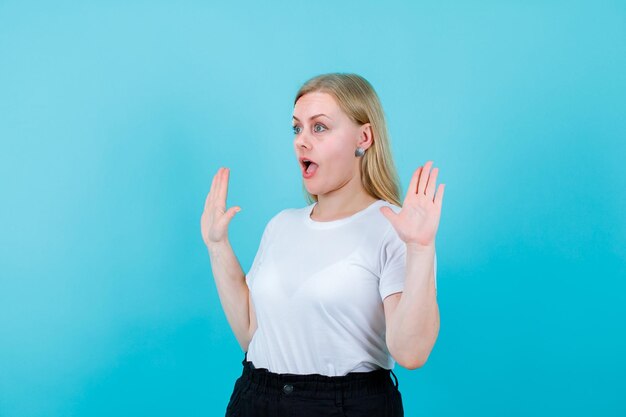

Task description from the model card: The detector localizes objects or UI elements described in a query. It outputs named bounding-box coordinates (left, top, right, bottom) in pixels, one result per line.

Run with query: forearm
left=207, top=239, right=252, bottom=351
left=388, top=244, right=439, bottom=368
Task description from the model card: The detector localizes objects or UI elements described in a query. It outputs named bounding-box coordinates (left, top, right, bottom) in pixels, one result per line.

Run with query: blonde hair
left=294, top=73, right=402, bottom=206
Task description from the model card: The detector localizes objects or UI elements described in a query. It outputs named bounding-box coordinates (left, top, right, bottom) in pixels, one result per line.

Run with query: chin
left=304, top=183, right=323, bottom=195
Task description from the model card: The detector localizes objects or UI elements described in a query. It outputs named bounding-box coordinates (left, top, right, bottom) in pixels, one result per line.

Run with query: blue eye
left=292, top=123, right=326, bottom=135
left=314, top=123, right=326, bottom=132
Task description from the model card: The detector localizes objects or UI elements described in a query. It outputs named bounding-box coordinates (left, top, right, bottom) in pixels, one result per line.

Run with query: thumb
left=225, top=206, right=241, bottom=221
left=379, top=206, right=397, bottom=226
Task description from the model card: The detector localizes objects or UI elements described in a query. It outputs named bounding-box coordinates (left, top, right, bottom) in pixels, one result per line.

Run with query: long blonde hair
left=294, top=73, right=402, bottom=206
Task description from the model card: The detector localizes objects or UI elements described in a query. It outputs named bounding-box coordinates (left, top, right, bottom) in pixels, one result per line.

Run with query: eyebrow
left=292, top=113, right=331, bottom=122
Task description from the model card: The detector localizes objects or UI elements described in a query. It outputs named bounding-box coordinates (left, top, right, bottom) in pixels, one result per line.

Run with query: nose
left=294, top=130, right=311, bottom=150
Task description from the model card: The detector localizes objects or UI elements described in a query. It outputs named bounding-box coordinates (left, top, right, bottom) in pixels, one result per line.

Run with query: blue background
left=1, top=1, right=625, bottom=416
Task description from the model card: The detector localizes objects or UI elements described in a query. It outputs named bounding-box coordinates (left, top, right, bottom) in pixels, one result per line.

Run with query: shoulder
left=378, top=199, right=402, bottom=215
left=371, top=200, right=402, bottom=235
left=270, top=205, right=309, bottom=223
left=264, top=204, right=311, bottom=231
left=375, top=200, right=404, bottom=248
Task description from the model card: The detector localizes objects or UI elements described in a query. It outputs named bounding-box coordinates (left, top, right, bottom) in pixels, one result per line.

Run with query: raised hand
left=200, top=167, right=241, bottom=247
left=380, top=161, right=445, bottom=249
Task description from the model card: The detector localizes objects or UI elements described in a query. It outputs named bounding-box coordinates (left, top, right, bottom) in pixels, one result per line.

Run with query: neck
left=311, top=174, right=378, bottom=221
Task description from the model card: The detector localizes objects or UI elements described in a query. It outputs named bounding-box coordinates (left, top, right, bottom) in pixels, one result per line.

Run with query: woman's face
left=292, top=92, right=370, bottom=196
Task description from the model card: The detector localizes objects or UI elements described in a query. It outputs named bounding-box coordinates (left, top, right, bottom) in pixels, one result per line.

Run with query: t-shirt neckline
left=304, top=199, right=386, bottom=229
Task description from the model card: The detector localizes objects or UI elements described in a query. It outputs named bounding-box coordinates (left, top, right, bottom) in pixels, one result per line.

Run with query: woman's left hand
left=380, top=161, right=445, bottom=249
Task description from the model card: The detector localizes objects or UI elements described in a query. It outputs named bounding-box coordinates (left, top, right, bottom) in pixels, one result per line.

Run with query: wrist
left=406, top=242, right=435, bottom=254
left=207, top=239, right=230, bottom=253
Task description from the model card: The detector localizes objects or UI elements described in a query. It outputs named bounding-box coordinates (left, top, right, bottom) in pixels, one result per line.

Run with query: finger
left=406, top=167, right=421, bottom=199
left=204, top=168, right=220, bottom=210
left=435, top=183, right=445, bottom=208
left=417, top=161, right=433, bottom=195
left=214, top=167, right=225, bottom=206
left=218, top=167, right=230, bottom=206
left=210, top=167, right=223, bottom=204
left=425, top=167, right=439, bottom=200
left=206, top=168, right=220, bottom=205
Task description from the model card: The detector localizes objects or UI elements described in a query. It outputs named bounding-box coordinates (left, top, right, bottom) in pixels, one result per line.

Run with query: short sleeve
left=245, top=213, right=279, bottom=287
left=379, top=226, right=439, bottom=300
left=379, top=226, right=408, bottom=300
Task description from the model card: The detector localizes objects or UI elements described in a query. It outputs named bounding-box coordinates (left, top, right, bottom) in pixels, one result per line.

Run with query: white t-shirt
left=245, top=199, right=437, bottom=376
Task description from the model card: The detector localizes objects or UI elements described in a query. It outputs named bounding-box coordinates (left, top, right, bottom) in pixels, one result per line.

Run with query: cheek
left=325, top=141, right=347, bottom=159
left=325, top=146, right=355, bottom=176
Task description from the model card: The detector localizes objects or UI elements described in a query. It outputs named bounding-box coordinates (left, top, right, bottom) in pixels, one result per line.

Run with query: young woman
left=201, top=73, right=445, bottom=417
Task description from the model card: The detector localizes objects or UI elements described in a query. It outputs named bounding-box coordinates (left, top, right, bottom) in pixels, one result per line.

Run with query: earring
left=355, top=147, right=365, bottom=157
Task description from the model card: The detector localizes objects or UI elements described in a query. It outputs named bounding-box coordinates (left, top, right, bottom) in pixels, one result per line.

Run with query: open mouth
left=300, top=158, right=319, bottom=177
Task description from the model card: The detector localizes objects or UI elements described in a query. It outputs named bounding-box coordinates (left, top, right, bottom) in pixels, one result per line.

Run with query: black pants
left=225, top=352, right=404, bottom=417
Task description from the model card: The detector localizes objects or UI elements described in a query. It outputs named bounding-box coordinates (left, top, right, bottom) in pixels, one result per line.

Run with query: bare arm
left=201, top=167, right=255, bottom=352
left=207, top=239, right=256, bottom=352
left=379, top=160, right=445, bottom=369
left=384, top=244, right=439, bottom=369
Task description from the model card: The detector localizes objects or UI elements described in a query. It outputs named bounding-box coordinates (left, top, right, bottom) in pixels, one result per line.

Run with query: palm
left=200, top=167, right=241, bottom=247
left=380, top=161, right=445, bottom=248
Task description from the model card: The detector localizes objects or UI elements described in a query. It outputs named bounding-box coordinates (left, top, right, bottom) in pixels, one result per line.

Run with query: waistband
left=240, top=352, right=399, bottom=400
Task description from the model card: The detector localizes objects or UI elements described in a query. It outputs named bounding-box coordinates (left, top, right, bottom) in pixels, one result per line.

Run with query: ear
left=357, top=123, right=374, bottom=151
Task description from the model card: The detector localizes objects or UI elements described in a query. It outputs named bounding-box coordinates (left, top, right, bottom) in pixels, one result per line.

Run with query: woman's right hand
left=201, top=167, right=241, bottom=248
